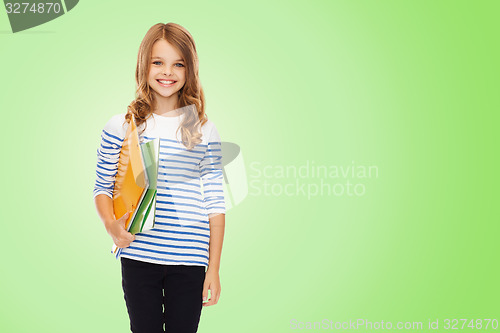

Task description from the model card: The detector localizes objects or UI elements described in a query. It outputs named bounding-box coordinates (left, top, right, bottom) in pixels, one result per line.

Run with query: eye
left=175, top=63, right=185, bottom=67
left=153, top=61, right=162, bottom=65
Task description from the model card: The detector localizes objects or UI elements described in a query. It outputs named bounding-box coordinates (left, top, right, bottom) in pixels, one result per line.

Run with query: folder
left=111, top=116, right=160, bottom=257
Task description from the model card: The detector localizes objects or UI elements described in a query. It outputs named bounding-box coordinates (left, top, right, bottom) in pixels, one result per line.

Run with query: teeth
left=158, top=80, right=175, bottom=84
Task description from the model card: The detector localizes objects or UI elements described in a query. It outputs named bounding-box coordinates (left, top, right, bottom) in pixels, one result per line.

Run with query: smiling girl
left=93, top=22, right=226, bottom=333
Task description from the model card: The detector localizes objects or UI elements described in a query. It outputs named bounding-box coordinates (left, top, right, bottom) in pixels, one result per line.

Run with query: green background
left=1, top=1, right=498, bottom=332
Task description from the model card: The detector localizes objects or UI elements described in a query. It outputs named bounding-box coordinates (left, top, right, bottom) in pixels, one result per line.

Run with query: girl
left=93, top=22, right=226, bottom=333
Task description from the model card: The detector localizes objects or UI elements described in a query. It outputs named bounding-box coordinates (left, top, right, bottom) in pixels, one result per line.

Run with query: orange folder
left=111, top=116, right=149, bottom=256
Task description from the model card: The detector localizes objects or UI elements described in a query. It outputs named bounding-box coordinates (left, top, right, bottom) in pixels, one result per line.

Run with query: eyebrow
left=151, top=56, right=184, bottom=62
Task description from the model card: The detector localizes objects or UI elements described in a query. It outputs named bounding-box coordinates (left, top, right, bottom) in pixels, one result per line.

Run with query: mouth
left=156, top=79, right=177, bottom=87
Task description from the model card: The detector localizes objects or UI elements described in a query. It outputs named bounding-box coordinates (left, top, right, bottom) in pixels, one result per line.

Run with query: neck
left=153, top=94, right=181, bottom=116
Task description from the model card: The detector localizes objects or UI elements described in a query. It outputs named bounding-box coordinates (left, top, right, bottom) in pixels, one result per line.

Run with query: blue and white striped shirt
left=93, top=110, right=225, bottom=267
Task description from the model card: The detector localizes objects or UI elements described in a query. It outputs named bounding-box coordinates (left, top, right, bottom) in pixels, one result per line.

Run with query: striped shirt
left=93, top=111, right=225, bottom=267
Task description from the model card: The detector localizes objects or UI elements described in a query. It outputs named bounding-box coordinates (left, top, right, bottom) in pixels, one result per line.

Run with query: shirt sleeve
left=93, top=115, right=125, bottom=200
left=199, top=123, right=226, bottom=216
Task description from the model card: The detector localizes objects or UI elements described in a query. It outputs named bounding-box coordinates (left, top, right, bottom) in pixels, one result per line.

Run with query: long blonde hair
left=124, top=22, right=207, bottom=150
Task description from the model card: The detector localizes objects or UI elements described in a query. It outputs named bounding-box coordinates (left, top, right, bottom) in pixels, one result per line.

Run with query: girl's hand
left=202, top=269, right=221, bottom=307
left=105, top=211, right=135, bottom=248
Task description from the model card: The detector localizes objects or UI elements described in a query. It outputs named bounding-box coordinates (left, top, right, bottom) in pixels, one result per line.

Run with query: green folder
left=127, top=138, right=160, bottom=234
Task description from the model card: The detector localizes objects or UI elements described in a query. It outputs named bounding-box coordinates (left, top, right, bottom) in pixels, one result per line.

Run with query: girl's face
left=148, top=39, right=186, bottom=102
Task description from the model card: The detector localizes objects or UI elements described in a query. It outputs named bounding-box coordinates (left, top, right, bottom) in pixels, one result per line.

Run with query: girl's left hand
left=202, top=269, right=221, bottom=307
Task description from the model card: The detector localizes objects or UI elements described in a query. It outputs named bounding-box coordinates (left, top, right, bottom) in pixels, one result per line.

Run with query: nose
left=162, top=68, right=173, bottom=76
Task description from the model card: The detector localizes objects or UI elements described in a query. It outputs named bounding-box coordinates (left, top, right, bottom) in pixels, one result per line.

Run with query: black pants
left=121, top=257, right=206, bottom=333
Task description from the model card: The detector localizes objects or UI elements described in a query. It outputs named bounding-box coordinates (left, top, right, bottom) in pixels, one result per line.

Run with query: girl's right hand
left=106, top=211, right=135, bottom=248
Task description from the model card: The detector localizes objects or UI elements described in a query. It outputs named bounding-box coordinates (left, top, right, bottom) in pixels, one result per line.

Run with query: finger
left=119, top=212, right=131, bottom=226
left=205, top=296, right=215, bottom=307
left=211, top=287, right=220, bottom=305
left=203, top=288, right=217, bottom=307
left=202, top=297, right=212, bottom=307
left=202, top=283, right=209, bottom=303
left=118, top=219, right=126, bottom=229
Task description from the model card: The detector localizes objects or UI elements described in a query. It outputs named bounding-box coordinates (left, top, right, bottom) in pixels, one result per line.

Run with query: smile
left=157, top=79, right=176, bottom=87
